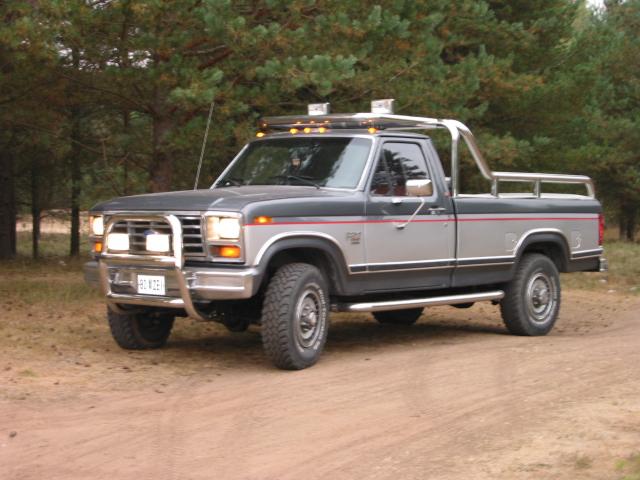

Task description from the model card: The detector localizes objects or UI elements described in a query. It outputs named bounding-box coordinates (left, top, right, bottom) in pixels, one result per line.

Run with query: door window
left=370, top=142, right=431, bottom=196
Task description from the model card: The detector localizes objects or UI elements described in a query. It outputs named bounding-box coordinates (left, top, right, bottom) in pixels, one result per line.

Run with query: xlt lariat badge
left=346, top=232, right=361, bottom=245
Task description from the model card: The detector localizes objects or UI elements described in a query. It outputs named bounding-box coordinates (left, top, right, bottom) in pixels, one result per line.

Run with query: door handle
left=428, top=206, right=446, bottom=214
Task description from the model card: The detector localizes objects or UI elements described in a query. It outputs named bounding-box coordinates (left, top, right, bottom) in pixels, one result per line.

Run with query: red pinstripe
left=245, top=216, right=598, bottom=227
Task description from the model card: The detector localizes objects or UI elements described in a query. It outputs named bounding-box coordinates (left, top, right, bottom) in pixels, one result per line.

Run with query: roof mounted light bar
left=307, top=103, right=330, bottom=116
left=371, top=99, right=395, bottom=114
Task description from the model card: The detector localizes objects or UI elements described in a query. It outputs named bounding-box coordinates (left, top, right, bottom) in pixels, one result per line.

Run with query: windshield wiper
left=270, top=175, right=321, bottom=189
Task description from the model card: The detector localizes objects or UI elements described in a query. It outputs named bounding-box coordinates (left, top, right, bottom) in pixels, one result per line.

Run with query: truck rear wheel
left=373, top=308, right=423, bottom=325
left=261, top=263, right=329, bottom=370
left=500, top=253, right=561, bottom=336
left=107, top=308, right=174, bottom=349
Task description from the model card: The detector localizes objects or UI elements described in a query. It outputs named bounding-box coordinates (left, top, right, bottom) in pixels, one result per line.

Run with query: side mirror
left=406, top=179, right=433, bottom=197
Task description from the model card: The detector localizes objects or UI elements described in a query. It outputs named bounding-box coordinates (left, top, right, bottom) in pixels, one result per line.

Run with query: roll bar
left=260, top=112, right=595, bottom=198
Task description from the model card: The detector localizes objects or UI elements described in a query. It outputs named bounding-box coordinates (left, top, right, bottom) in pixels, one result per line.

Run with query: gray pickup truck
left=85, top=100, right=607, bottom=370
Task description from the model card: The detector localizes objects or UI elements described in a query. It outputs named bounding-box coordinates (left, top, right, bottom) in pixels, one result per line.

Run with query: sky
left=587, top=0, right=605, bottom=9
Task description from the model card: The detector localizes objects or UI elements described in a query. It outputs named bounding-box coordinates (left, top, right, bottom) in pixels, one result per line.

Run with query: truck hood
left=91, top=186, right=355, bottom=213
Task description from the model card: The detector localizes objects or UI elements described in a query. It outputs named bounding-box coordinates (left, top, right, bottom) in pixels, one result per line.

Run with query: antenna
left=194, top=99, right=215, bottom=190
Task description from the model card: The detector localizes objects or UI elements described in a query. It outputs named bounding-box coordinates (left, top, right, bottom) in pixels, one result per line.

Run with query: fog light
left=146, top=234, right=170, bottom=253
left=107, top=233, right=129, bottom=251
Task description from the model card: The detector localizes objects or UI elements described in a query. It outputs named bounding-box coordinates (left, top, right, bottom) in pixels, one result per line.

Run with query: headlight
left=90, top=215, right=104, bottom=236
left=206, top=216, right=241, bottom=240
left=106, top=233, right=129, bottom=251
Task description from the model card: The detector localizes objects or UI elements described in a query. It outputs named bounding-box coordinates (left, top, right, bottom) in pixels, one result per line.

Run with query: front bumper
left=84, top=261, right=257, bottom=300
left=86, top=213, right=259, bottom=320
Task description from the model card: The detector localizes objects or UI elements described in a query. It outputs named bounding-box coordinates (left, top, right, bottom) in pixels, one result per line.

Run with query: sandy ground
left=0, top=287, right=639, bottom=480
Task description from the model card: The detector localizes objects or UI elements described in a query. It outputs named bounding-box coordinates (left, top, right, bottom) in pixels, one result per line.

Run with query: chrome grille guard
left=98, top=213, right=209, bottom=321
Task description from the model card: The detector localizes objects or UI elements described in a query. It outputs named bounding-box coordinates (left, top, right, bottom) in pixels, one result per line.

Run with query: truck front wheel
left=107, top=309, right=175, bottom=349
left=500, top=253, right=561, bottom=336
left=261, top=263, right=329, bottom=370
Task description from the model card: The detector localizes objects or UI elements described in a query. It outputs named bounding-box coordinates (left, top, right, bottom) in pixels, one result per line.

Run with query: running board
left=336, top=290, right=505, bottom=313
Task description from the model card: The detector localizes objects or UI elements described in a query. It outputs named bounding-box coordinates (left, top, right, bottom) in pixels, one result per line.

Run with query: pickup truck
left=84, top=100, right=607, bottom=370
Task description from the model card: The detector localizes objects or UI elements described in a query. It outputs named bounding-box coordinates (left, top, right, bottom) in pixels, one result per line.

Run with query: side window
left=370, top=142, right=430, bottom=196
left=370, top=155, right=391, bottom=195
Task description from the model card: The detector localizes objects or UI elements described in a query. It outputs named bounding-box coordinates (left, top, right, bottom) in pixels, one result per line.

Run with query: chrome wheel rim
left=526, top=272, right=555, bottom=323
left=295, top=288, right=323, bottom=349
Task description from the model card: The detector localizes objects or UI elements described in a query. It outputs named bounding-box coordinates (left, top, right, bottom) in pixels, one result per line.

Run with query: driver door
left=364, top=140, right=454, bottom=288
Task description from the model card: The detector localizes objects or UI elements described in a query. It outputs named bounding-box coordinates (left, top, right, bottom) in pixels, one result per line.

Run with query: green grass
left=1, top=233, right=98, bottom=306
left=562, top=240, right=640, bottom=295
left=16, top=231, right=90, bottom=258
left=616, top=453, right=640, bottom=480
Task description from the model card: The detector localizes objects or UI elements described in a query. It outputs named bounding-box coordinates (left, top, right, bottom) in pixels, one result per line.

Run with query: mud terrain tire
left=107, top=309, right=174, bottom=349
left=501, top=253, right=561, bottom=336
left=261, top=263, right=329, bottom=370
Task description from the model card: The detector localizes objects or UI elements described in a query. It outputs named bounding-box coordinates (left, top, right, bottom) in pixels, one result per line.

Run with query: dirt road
left=1, top=289, right=639, bottom=480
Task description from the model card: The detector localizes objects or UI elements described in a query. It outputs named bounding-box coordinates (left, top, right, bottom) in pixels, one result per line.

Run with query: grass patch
left=575, top=454, right=593, bottom=470
left=16, top=231, right=90, bottom=258
left=0, top=255, right=99, bottom=308
left=616, top=453, right=640, bottom=480
left=562, top=240, right=640, bottom=294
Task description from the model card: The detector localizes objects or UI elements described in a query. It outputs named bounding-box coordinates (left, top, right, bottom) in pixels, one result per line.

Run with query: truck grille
left=180, top=216, right=206, bottom=257
left=110, top=216, right=205, bottom=258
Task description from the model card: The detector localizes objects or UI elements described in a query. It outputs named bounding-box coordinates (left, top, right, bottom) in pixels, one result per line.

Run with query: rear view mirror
left=406, top=179, right=433, bottom=197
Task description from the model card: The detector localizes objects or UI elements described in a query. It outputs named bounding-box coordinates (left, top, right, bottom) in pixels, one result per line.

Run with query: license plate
left=137, top=275, right=166, bottom=296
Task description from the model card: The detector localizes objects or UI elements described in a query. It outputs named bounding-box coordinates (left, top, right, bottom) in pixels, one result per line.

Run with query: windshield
left=216, top=137, right=372, bottom=189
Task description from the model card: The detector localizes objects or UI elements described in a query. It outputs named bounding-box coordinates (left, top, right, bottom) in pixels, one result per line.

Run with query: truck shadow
left=165, top=315, right=508, bottom=368
left=326, top=318, right=508, bottom=351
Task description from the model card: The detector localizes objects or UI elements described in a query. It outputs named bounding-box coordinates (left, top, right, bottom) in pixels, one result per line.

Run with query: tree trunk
left=69, top=48, right=82, bottom=257
left=149, top=114, right=173, bottom=192
left=31, top=158, right=41, bottom=259
left=625, top=205, right=637, bottom=242
left=618, top=212, right=626, bottom=240
left=123, top=110, right=130, bottom=195
left=0, top=140, right=17, bottom=259
left=69, top=118, right=81, bottom=256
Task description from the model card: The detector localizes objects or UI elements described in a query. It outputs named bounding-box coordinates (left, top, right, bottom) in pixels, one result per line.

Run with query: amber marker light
left=368, top=127, right=378, bottom=134
left=254, top=215, right=273, bottom=224
left=218, top=245, right=241, bottom=258
left=318, top=127, right=327, bottom=133
left=303, top=127, right=312, bottom=133
left=256, top=131, right=265, bottom=138
left=93, top=241, right=103, bottom=253
left=290, top=128, right=299, bottom=134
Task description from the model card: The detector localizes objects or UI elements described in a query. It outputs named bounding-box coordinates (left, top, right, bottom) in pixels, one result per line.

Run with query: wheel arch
left=254, top=234, right=351, bottom=295
left=515, top=231, right=571, bottom=273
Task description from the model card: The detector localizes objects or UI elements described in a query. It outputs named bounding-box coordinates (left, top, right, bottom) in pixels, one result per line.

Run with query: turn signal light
left=93, top=241, right=103, bottom=253
left=219, top=246, right=241, bottom=258
left=254, top=216, right=273, bottom=224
